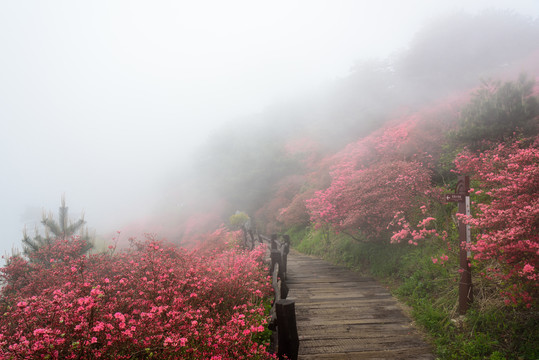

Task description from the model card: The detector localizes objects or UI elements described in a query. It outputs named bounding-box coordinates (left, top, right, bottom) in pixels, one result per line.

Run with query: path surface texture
left=285, top=249, right=434, bottom=359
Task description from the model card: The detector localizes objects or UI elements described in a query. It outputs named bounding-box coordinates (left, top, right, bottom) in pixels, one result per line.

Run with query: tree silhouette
left=22, top=196, right=93, bottom=262
left=452, top=75, right=539, bottom=150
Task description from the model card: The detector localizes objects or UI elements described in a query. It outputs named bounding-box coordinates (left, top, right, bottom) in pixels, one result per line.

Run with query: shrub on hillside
left=452, top=75, right=539, bottom=150
left=0, top=235, right=274, bottom=359
left=307, top=159, right=433, bottom=240
left=455, top=139, right=539, bottom=307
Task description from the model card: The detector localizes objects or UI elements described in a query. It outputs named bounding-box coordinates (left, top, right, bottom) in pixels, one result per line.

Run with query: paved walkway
left=286, top=249, right=434, bottom=359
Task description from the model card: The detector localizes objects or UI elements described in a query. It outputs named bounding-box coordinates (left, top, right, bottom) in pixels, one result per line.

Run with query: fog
left=1, top=0, right=538, bottom=258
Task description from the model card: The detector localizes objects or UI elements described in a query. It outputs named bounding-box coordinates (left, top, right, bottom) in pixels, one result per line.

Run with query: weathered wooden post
left=276, top=299, right=300, bottom=360
left=280, top=276, right=289, bottom=300
left=458, top=175, right=473, bottom=314
left=270, top=234, right=278, bottom=249
left=268, top=257, right=280, bottom=355
left=268, top=234, right=281, bottom=354
left=242, top=225, right=249, bottom=249
left=447, top=175, right=473, bottom=314
left=270, top=234, right=282, bottom=277
left=445, top=175, right=473, bottom=315
left=281, top=235, right=290, bottom=280
left=272, top=262, right=281, bottom=302
left=248, top=229, right=255, bottom=250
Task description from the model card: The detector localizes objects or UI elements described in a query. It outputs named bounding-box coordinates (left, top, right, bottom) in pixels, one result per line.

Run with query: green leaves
left=21, top=197, right=92, bottom=263
left=452, top=75, right=539, bottom=150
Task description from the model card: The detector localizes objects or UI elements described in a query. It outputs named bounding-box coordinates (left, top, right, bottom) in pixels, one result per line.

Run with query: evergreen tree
left=21, top=196, right=93, bottom=262
left=452, top=74, right=539, bottom=150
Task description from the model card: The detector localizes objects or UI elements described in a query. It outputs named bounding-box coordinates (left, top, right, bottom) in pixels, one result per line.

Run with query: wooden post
left=276, top=300, right=299, bottom=360
left=280, top=277, right=289, bottom=300
left=272, top=263, right=281, bottom=302
left=248, top=230, right=255, bottom=250
left=270, top=249, right=282, bottom=277
left=242, top=225, right=249, bottom=249
left=281, top=235, right=290, bottom=280
left=457, top=175, right=473, bottom=314
left=271, top=234, right=278, bottom=249
left=270, top=234, right=282, bottom=277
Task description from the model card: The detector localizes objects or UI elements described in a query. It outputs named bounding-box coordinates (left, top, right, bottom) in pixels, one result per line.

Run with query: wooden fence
left=259, top=234, right=300, bottom=360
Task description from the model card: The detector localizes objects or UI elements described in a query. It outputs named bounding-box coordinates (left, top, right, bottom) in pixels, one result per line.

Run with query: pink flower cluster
left=455, top=139, right=539, bottom=306
left=431, top=254, right=449, bottom=265
left=302, top=106, right=456, bottom=239
left=0, top=235, right=276, bottom=359
left=260, top=94, right=465, bottom=234
left=389, top=211, right=447, bottom=246
left=307, top=158, right=434, bottom=239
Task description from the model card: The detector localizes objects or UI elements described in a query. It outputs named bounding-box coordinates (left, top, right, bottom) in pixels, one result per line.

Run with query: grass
left=291, top=226, right=539, bottom=360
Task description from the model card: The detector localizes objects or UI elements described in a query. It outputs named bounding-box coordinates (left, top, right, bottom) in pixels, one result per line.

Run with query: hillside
left=160, top=10, right=539, bottom=243
left=154, top=10, right=539, bottom=359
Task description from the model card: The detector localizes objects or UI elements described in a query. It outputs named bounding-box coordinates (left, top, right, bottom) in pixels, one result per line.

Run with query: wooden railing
left=260, top=234, right=299, bottom=360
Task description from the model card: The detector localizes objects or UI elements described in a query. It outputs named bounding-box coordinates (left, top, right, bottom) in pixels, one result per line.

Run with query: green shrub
left=284, top=226, right=310, bottom=247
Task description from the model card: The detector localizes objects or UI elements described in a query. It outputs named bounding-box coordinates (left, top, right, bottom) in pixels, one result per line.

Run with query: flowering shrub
left=455, top=139, right=539, bottom=306
left=0, top=235, right=275, bottom=359
left=389, top=206, right=448, bottom=246
left=191, top=225, right=243, bottom=253
left=277, top=189, right=313, bottom=229
left=303, top=100, right=463, bottom=240
left=255, top=175, right=308, bottom=233
left=307, top=159, right=433, bottom=239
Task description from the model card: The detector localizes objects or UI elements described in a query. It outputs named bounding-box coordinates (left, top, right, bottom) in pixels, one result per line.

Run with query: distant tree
left=452, top=75, right=539, bottom=150
left=397, top=10, right=539, bottom=99
left=321, top=59, right=398, bottom=144
left=277, top=190, right=313, bottom=229
left=228, top=211, right=257, bottom=249
left=22, top=196, right=92, bottom=263
left=228, top=211, right=250, bottom=231
left=253, top=174, right=308, bottom=233
left=195, top=124, right=298, bottom=218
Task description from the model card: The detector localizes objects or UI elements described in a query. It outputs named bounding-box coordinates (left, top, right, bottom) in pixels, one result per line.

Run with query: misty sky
left=1, top=0, right=538, bottom=259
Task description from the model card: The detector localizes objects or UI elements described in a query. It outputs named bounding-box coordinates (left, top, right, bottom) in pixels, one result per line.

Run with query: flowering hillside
left=0, top=234, right=275, bottom=359
left=266, top=74, right=539, bottom=358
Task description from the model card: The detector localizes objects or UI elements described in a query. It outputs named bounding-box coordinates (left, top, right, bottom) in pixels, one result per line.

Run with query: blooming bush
left=254, top=175, right=309, bottom=233
left=304, top=102, right=461, bottom=240
left=455, top=139, right=539, bottom=306
left=389, top=206, right=448, bottom=246
left=277, top=189, right=313, bottom=229
left=0, top=235, right=275, bottom=359
left=307, top=159, right=433, bottom=239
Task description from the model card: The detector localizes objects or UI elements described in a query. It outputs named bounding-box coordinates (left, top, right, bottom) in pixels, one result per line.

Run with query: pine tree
left=21, top=196, right=93, bottom=262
